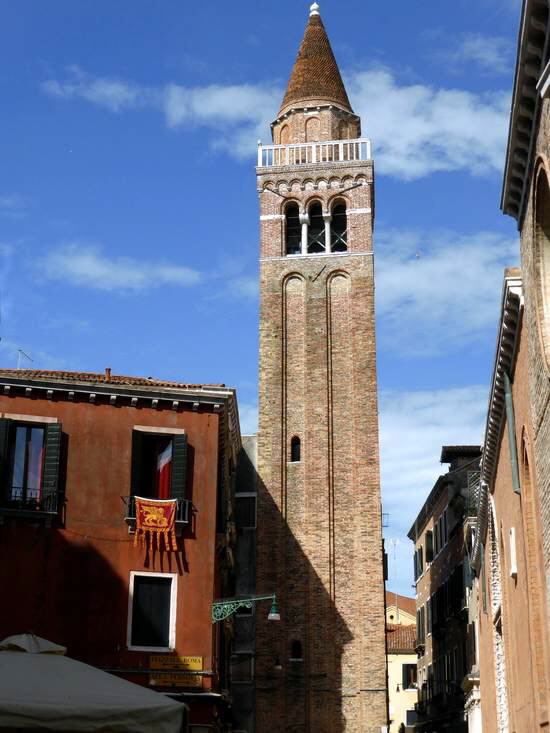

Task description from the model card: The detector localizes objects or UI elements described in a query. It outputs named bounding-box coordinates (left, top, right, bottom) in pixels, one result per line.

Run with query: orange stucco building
left=0, top=369, right=241, bottom=732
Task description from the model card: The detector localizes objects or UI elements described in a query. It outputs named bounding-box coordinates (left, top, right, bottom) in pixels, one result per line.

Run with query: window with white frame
left=127, top=572, right=177, bottom=651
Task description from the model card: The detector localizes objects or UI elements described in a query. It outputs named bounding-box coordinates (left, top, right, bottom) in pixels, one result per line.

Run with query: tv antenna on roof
left=17, top=349, right=33, bottom=369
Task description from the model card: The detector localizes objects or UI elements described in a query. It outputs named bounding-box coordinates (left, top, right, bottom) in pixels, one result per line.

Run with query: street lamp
left=211, top=593, right=280, bottom=623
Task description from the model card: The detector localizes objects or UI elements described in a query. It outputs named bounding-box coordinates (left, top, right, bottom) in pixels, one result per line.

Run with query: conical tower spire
left=278, top=3, right=353, bottom=117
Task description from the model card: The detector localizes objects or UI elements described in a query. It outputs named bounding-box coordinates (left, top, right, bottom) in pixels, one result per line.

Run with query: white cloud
left=0, top=194, right=26, bottom=218
left=443, top=33, right=514, bottom=75
left=42, top=66, right=510, bottom=179
left=238, top=401, right=258, bottom=435
left=224, top=275, right=258, bottom=300
left=350, top=69, right=510, bottom=179
left=380, top=385, right=487, bottom=592
left=42, top=66, right=154, bottom=113
left=39, top=243, right=200, bottom=292
left=376, top=228, right=518, bottom=354
left=164, top=82, right=279, bottom=159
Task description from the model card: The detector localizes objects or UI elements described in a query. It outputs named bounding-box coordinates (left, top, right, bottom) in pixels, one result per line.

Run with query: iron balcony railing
left=0, top=486, right=59, bottom=515
left=257, top=137, right=372, bottom=168
left=122, top=496, right=191, bottom=525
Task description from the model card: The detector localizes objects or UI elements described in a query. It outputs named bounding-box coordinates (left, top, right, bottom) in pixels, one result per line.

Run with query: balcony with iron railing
left=257, top=137, right=372, bottom=168
left=122, top=495, right=192, bottom=531
left=0, top=485, right=60, bottom=521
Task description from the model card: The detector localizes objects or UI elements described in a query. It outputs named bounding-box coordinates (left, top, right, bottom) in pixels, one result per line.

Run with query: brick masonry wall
left=519, top=96, right=550, bottom=618
left=255, top=150, right=387, bottom=732
left=272, top=107, right=361, bottom=146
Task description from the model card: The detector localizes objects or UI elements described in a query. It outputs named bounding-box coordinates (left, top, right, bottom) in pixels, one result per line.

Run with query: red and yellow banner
left=134, top=497, right=178, bottom=552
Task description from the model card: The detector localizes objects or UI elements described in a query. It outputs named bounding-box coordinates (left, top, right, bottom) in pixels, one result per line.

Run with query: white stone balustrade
left=257, top=138, right=372, bottom=168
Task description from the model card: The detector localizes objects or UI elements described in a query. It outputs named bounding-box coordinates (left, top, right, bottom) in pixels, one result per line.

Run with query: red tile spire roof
left=279, top=4, right=353, bottom=116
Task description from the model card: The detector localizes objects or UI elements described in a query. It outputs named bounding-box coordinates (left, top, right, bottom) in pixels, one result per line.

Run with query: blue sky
left=1, top=0, right=522, bottom=595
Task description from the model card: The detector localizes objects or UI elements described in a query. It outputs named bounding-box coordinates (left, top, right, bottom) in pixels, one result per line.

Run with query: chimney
left=105, top=367, right=111, bottom=382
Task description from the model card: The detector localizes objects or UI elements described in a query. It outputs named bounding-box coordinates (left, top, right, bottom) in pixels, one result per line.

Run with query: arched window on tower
left=305, top=117, right=320, bottom=142
left=285, top=203, right=301, bottom=255
left=280, top=124, right=290, bottom=145
left=290, top=436, right=301, bottom=462
left=307, top=202, right=325, bottom=253
left=331, top=202, right=348, bottom=252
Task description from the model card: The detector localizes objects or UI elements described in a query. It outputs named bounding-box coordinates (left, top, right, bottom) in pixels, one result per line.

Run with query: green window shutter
left=0, top=418, right=11, bottom=493
left=171, top=433, right=188, bottom=500
left=42, top=423, right=62, bottom=504
left=426, top=530, right=433, bottom=563
left=130, top=430, right=144, bottom=497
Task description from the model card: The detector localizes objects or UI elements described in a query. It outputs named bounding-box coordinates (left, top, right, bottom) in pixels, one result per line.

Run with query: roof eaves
left=471, top=271, right=523, bottom=570
left=501, top=0, right=549, bottom=224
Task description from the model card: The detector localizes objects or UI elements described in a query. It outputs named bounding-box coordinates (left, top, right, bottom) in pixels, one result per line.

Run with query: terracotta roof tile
left=279, top=13, right=352, bottom=116
left=0, top=369, right=224, bottom=391
left=386, top=624, right=417, bottom=653
left=385, top=591, right=416, bottom=618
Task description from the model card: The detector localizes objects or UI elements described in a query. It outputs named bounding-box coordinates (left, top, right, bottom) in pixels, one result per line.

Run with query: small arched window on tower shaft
left=290, top=436, right=301, bottom=463
left=307, top=202, right=325, bottom=253
left=290, top=640, right=303, bottom=660
left=285, top=203, right=301, bottom=255
left=331, top=203, right=348, bottom=252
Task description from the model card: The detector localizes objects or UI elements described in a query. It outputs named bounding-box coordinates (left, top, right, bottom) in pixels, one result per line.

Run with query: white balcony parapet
left=257, top=138, right=372, bottom=168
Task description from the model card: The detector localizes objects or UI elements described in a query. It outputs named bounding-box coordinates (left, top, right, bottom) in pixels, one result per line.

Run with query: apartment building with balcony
left=408, top=445, right=481, bottom=733
left=0, top=368, right=241, bottom=733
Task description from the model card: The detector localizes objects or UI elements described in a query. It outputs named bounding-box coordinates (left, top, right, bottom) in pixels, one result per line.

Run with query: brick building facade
left=254, top=5, right=387, bottom=732
left=468, top=271, right=550, bottom=731
left=495, top=0, right=550, bottom=728
left=501, top=0, right=550, bottom=629
left=0, top=369, right=241, bottom=732
left=408, top=446, right=481, bottom=733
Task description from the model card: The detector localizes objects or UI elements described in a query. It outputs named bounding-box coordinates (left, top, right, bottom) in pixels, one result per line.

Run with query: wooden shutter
left=0, top=418, right=11, bottom=495
left=426, top=530, right=433, bottom=563
left=170, top=433, right=188, bottom=500
left=42, top=423, right=62, bottom=507
left=130, top=430, right=144, bottom=497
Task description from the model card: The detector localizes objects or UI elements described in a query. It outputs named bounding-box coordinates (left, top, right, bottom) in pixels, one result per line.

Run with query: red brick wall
left=255, top=128, right=386, bottom=731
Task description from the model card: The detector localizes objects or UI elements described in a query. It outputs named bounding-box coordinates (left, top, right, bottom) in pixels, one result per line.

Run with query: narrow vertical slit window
left=285, top=203, right=301, bottom=255
left=290, top=436, right=301, bottom=463
left=307, top=202, right=325, bottom=253
left=331, top=203, right=348, bottom=252
left=290, top=640, right=303, bottom=660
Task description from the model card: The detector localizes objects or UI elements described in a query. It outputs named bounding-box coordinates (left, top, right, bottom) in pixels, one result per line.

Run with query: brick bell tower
left=254, top=4, right=387, bottom=732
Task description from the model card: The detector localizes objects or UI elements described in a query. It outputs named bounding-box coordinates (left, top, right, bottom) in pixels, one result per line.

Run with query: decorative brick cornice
left=501, top=0, right=550, bottom=223
left=0, top=371, right=241, bottom=453
left=472, top=271, right=523, bottom=571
